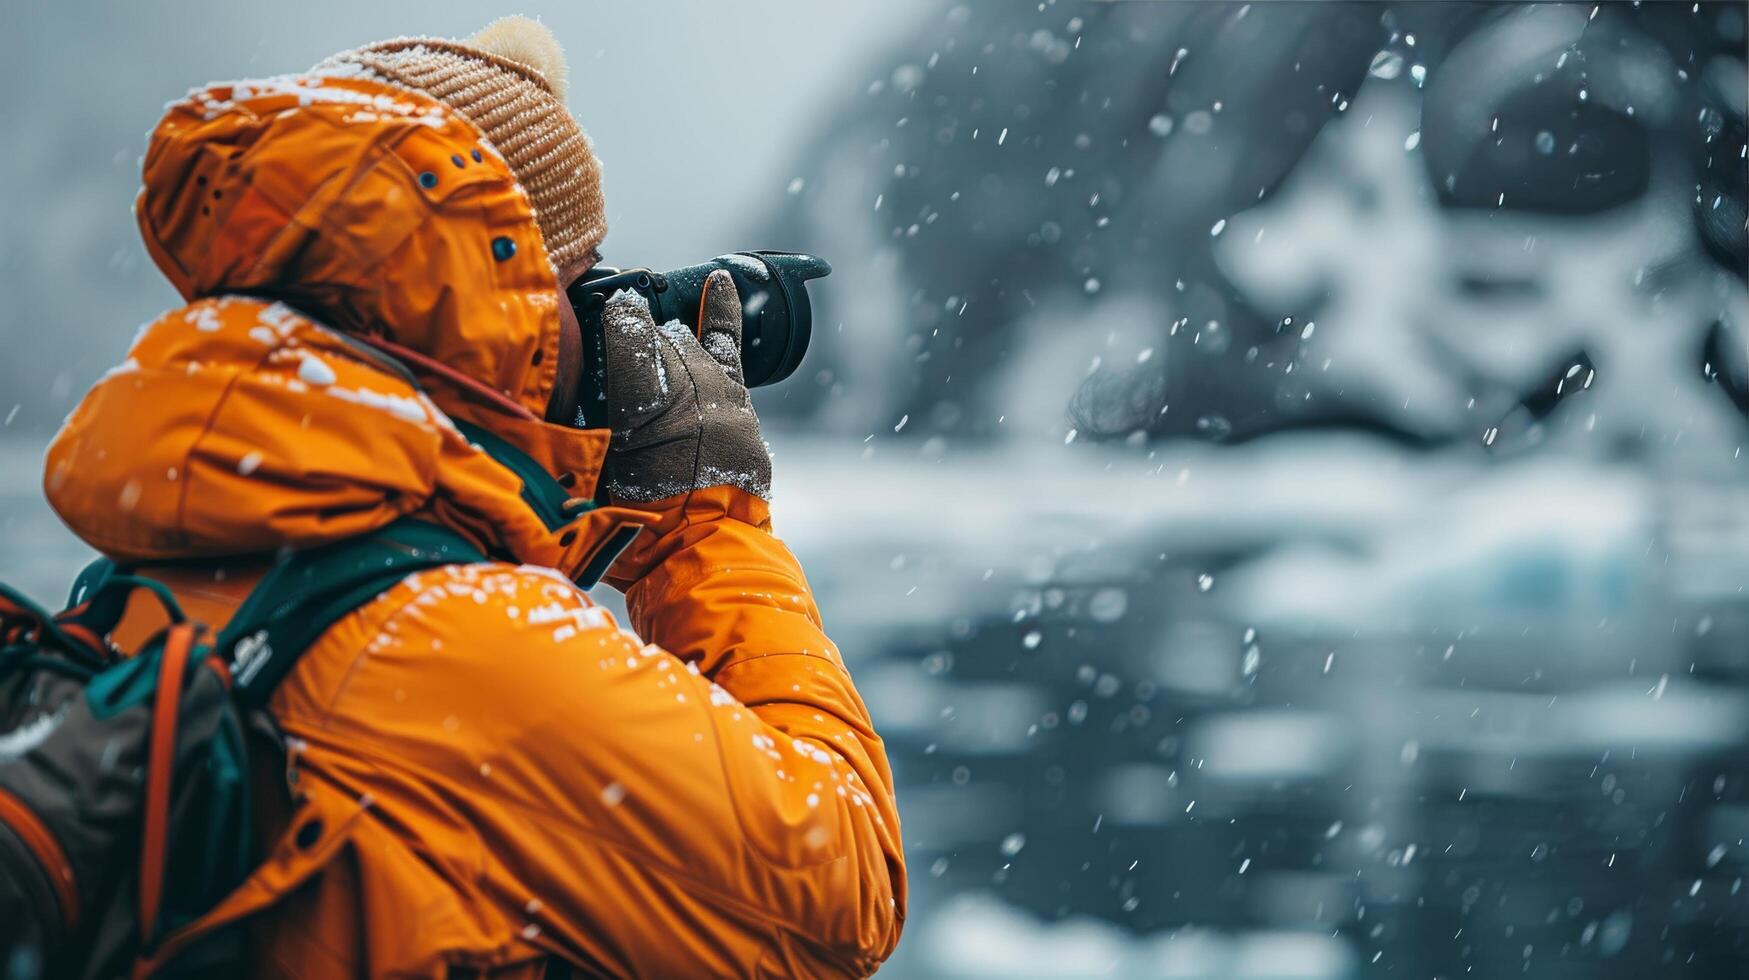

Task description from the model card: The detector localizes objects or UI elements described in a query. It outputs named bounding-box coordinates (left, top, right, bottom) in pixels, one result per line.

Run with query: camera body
left=565, top=251, right=830, bottom=427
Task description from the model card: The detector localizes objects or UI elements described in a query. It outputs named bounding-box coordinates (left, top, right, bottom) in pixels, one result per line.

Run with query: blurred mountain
left=761, top=2, right=1747, bottom=458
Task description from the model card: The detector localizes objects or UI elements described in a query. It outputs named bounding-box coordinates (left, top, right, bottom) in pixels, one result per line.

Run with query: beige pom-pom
left=469, top=15, right=569, bottom=101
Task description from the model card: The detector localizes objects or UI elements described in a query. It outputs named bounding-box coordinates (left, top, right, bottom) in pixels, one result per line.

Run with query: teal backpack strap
left=216, top=519, right=485, bottom=709
left=450, top=417, right=641, bottom=589
left=323, top=333, right=636, bottom=587
left=64, top=557, right=187, bottom=637
left=451, top=418, right=578, bottom=531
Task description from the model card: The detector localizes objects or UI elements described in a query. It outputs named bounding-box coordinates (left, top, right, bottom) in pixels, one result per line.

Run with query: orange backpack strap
left=137, top=622, right=198, bottom=943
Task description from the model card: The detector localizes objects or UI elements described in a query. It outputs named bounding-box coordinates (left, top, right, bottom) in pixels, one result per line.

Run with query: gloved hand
left=598, top=269, right=772, bottom=502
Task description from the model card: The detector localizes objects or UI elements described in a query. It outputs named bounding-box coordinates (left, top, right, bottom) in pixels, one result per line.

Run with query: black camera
left=565, top=251, right=830, bottom=427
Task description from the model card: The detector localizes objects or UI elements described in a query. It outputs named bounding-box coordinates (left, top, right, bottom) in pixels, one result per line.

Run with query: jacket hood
left=136, top=73, right=572, bottom=424
left=45, top=74, right=637, bottom=576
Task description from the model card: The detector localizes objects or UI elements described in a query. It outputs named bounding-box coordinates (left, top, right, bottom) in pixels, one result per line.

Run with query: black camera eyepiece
left=565, top=250, right=830, bottom=426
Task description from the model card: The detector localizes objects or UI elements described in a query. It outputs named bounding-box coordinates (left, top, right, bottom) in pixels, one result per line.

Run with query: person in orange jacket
left=33, top=16, right=905, bottom=977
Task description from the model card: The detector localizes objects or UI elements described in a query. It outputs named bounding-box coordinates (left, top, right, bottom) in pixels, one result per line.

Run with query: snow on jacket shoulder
left=41, top=71, right=903, bottom=977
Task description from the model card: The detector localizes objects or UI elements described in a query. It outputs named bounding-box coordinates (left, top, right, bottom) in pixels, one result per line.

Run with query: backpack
left=0, top=519, right=485, bottom=978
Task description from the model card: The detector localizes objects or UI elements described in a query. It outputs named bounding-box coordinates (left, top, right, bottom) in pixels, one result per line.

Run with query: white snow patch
left=192, top=74, right=454, bottom=131
left=0, top=708, right=67, bottom=761
left=297, top=354, right=337, bottom=386
left=102, top=358, right=142, bottom=380
left=184, top=305, right=223, bottom=332
left=324, top=384, right=429, bottom=424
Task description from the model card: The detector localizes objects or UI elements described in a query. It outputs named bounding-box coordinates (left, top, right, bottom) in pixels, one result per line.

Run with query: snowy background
left=4, top=2, right=1749, bottom=977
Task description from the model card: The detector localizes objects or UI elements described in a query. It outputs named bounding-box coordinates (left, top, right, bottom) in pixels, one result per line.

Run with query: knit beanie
left=313, top=16, right=606, bottom=273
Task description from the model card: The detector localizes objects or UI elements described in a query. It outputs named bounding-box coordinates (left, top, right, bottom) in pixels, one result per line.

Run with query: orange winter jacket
left=40, top=74, right=904, bottom=977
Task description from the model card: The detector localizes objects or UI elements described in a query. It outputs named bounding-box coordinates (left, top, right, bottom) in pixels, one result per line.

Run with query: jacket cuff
left=601, top=485, right=772, bottom=591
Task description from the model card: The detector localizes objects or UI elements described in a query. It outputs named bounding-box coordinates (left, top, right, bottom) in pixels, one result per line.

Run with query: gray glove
left=599, top=269, right=772, bottom=502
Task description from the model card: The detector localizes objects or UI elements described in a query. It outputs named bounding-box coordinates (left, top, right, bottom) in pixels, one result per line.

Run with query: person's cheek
left=548, top=291, right=583, bottom=423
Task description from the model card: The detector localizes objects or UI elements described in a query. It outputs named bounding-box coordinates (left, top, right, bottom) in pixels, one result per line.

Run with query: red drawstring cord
left=350, top=334, right=540, bottom=422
